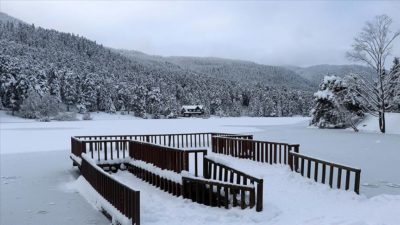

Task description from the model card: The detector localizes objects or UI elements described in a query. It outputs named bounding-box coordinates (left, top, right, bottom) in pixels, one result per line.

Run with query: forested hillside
left=0, top=13, right=312, bottom=119
left=163, top=56, right=314, bottom=90
left=118, top=51, right=314, bottom=90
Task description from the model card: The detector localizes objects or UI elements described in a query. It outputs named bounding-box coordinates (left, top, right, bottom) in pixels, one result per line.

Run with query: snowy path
left=75, top=154, right=400, bottom=225
left=0, top=151, right=109, bottom=225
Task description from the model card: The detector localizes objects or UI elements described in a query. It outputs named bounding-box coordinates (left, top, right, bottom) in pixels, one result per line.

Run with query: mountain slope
left=0, top=13, right=313, bottom=118
left=118, top=51, right=315, bottom=90
left=288, top=64, right=375, bottom=86
left=0, top=12, right=25, bottom=24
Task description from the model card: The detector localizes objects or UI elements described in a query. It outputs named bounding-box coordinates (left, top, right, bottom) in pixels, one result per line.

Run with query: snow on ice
left=1, top=111, right=400, bottom=225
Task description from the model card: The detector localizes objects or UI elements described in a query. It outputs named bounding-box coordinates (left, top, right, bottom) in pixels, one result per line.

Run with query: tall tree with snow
left=346, top=14, right=400, bottom=133
left=388, top=57, right=400, bottom=111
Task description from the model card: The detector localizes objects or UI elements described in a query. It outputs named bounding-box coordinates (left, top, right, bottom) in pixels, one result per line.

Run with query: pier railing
left=81, top=155, right=140, bottom=225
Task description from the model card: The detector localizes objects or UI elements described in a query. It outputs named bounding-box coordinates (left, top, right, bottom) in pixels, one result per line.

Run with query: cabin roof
left=181, top=105, right=204, bottom=110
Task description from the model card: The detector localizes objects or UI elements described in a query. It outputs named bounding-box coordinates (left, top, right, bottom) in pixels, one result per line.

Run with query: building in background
left=181, top=105, right=204, bottom=117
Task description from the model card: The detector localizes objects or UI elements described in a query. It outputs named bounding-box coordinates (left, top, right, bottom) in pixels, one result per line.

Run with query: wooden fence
left=71, top=132, right=239, bottom=162
left=73, top=131, right=361, bottom=222
left=212, top=136, right=299, bottom=165
left=203, top=157, right=263, bottom=211
left=81, top=156, right=140, bottom=225
left=125, top=163, right=182, bottom=197
left=288, top=152, right=361, bottom=194
left=128, top=140, right=207, bottom=176
left=212, top=136, right=361, bottom=194
left=182, top=176, right=256, bottom=210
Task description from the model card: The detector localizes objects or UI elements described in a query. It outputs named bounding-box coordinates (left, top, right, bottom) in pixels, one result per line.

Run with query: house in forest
left=181, top=105, right=204, bottom=117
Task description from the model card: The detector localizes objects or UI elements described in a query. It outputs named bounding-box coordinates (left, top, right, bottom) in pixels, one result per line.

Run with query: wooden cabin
left=181, top=105, right=204, bottom=117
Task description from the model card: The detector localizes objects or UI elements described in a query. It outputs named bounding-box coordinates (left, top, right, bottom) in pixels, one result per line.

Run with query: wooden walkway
left=71, top=132, right=362, bottom=225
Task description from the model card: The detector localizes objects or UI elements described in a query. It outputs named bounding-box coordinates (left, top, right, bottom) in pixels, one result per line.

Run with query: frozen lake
left=1, top=112, right=400, bottom=225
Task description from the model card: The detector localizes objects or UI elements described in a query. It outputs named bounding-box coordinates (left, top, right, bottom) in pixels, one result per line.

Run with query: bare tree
left=346, top=15, right=400, bottom=133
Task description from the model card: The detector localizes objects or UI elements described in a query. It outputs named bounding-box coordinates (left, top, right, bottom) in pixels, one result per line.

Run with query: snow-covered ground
left=356, top=113, right=400, bottom=134
left=0, top=111, right=306, bottom=154
left=1, top=111, right=400, bottom=225
left=0, top=151, right=110, bottom=225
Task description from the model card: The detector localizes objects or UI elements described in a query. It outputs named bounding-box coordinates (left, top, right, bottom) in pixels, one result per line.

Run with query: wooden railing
left=212, top=136, right=299, bottom=165
left=203, top=157, right=263, bottom=211
left=128, top=140, right=207, bottom=176
left=71, top=132, right=238, bottom=162
left=125, top=163, right=182, bottom=197
left=71, top=137, right=85, bottom=158
left=74, top=132, right=236, bottom=149
left=212, top=136, right=361, bottom=194
left=182, top=176, right=256, bottom=210
left=81, top=155, right=140, bottom=225
left=288, top=152, right=361, bottom=194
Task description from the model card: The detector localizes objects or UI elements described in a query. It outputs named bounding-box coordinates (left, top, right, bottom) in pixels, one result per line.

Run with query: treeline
left=0, top=21, right=313, bottom=119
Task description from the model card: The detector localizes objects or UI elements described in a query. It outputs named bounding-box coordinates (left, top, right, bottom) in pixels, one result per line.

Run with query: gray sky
left=1, top=1, right=399, bottom=67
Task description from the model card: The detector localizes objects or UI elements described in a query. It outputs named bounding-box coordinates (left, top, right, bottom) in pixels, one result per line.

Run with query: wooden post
left=133, top=191, right=140, bottom=225
left=256, top=180, right=263, bottom=212
left=288, top=151, right=293, bottom=171
left=354, top=170, right=361, bottom=194
left=292, top=144, right=300, bottom=171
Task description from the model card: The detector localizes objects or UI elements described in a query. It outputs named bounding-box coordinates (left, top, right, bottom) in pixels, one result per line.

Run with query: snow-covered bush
left=37, top=94, right=62, bottom=118
left=38, top=116, right=51, bottom=122
left=82, top=112, right=92, bottom=120
left=166, top=112, right=177, bottom=119
left=310, top=76, right=363, bottom=129
left=18, top=90, right=41, bottom=119
left=18, top=91, right=61, bottom=120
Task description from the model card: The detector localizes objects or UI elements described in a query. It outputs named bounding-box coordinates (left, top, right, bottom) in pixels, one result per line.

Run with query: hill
left=118, top=51, right=314, bottom=90
left=0, top=13, right=313, bottom=118
left=288, top=64, right=375, bottom=86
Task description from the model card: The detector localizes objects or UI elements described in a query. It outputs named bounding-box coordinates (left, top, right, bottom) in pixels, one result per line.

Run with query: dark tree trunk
left=379, top=111, right=386, bottom=133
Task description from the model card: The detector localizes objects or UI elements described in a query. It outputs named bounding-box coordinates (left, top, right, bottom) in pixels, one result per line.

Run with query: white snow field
left=1, top=111, right=400, bottom=225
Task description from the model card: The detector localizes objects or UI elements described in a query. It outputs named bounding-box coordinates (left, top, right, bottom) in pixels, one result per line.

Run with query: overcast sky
left=1, top=1, right=399, bottom=67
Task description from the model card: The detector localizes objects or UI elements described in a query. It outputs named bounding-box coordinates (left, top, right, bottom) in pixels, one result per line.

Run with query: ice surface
left=1, top=111, right=400, bottom=225
left=0, top=151, right=109, bottom=225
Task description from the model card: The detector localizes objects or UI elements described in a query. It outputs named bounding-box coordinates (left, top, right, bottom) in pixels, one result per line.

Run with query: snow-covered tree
left=18, top=90, right=41, bottom=119
left=387, top=57, right=400, bottom=111
left=60, top=71, right=77, bottom=111
left=19, top=91, right=61, bottom=120
left=47, top=68, right=61, bottom=101
left=346, top=15, right=400, bottom=133
left=310, top=76, right=363, bottom=129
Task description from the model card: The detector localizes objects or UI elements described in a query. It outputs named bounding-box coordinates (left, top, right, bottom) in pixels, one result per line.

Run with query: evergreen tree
left=310, top=76, right=363, bottom=128
left=60, top=71, right=77, bottom=111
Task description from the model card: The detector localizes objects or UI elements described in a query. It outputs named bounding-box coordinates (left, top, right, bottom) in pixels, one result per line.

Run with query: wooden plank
left=321, top=164, right=326, bottom=184
left=345, top=170, right=350, bottom=190
left=314, top=161, right=319, bottom=182
left=224, top=187, right=229, bottom=209
left=307, top=159, right=311, bottom=178
left=337, top=168, right=342, bottom=189
left=329, top=165, right=334, bottom=188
